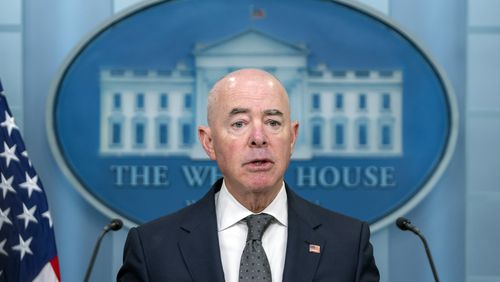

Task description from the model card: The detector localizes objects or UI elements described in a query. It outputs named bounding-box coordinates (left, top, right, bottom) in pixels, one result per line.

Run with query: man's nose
left=249, top=124, right=268, bottom=147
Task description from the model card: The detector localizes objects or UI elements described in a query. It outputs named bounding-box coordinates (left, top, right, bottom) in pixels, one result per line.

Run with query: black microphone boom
left=396, top=217, right=440, bottom=282
left=84, top=218, right=123, bottom=282
left=396, top=217, right=420, bottom=233
left=106, top=218, right=123, bottom=231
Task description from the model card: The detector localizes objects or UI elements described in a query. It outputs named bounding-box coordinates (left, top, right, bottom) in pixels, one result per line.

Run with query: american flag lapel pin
left=309, top=244, right=321, bottom=254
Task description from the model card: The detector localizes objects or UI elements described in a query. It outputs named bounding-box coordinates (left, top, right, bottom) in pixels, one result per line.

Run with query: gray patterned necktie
left=239, top=213, right=274, bottom=282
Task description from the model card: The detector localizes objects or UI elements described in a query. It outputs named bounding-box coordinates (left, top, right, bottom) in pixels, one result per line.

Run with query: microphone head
left=109, top=218, right=123, bottom=231
left=396, top=217, right=411, bottom=231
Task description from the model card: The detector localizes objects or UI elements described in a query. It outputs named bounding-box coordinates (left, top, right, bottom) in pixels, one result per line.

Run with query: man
left=117, top=69, right=379, bottom=281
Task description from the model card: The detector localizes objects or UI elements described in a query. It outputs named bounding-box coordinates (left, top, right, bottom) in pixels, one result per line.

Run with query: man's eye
left=232, top=121, right=245, bottom=128
left=267, top=120, right=281, bottom=127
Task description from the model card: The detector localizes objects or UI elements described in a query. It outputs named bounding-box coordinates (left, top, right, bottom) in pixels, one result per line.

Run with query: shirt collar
left=215, top=179, right=288, bottom=232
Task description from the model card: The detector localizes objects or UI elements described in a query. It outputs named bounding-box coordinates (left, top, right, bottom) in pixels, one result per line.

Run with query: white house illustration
left=99, top=30, right=403, bottom=159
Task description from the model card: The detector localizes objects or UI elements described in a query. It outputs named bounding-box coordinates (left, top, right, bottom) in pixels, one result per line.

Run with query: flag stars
left=11, top=235, right=33, bottom=261
left=21, top=150, right=32, bottom=167
left=0, top=142, right=19, bottom=167
left=17, top=203, right=38, bottom=229
left=0, top=238, right=8, bottom=256
left=0, top=207, right=13, bottom=231
left=19, top=172, right=42, bottom=198
left=1, top=91, right=59, bottom=274
left=0, top=173, right=16, bottom=199
left=42, top=210, right=53, bottom=228
left=0, top=111, right=18, bottom=136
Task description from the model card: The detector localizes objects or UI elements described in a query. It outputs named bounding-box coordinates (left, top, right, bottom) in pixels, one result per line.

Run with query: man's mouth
left=244, top=159, right=274, bottom=170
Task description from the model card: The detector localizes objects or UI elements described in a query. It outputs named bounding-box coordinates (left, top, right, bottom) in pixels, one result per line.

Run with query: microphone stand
left=84, top=219, right=123, bottom=282
left=412, top=229, right=440, bottom=282
left=396, top=217, right=440, bottom=282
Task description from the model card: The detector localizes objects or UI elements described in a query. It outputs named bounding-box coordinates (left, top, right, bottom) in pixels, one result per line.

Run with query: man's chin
left=244, top=178, right=281, bottom=194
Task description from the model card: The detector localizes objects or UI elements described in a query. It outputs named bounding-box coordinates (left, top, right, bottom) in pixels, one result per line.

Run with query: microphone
left=84, top=218, right=123, bottom=282
left=396, top=217, right=421, bottom=234
left=105, top=218, right=123, bottom=231
left=396, top=217, right=440, bottom=282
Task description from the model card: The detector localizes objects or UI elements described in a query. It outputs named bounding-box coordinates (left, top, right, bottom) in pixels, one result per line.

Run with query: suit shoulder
left=291, top=190, right=367, bottom=231
left=135, top=197, right=209, bottom=235
left=134, top=182, right=219, bottom=237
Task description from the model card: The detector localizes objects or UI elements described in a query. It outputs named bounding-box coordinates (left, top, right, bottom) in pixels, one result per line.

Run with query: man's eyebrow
left=228, top=108, right=284, bottom=116
left=229, top=107, right=249, bottom=116
left=263, top=109, right=283, bottom=116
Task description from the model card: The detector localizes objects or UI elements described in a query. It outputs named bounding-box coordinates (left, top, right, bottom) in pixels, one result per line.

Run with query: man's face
left=199, top=70, right=298, bottom=197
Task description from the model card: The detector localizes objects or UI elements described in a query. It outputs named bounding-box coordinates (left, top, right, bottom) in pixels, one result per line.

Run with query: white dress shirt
left=215, top=180, right=288, bottom=282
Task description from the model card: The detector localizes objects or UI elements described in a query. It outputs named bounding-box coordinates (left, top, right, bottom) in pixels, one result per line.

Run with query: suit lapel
left=176, top=181, right=325, bottom=281
left=283, top=187, right=325, bottom=281
left=177, top=180, right=225, bottom=282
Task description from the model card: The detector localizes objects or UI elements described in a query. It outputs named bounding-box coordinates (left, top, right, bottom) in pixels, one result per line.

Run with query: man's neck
left=226, top=183, right=283, bottom=213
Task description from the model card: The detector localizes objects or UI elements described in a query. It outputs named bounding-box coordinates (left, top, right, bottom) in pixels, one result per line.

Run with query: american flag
left=250, top=5, right=265, bottom=19
left=0, top=80, right=60, bottom=281
left=309, top=244, right=321, bottom=254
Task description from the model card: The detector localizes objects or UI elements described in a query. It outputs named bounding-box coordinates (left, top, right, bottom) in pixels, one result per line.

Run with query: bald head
left=207, top=69, right=289, bottom=126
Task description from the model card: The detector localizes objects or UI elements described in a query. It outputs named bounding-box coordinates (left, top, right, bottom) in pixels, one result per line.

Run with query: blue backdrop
left=2, top=0, right=472, bottom=281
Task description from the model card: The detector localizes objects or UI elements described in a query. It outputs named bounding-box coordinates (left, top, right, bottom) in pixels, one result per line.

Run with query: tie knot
left=245, top=213, right=274, bottom=241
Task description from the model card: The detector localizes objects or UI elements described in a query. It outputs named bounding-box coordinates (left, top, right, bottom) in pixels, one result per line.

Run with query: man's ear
left=198, top=126, right=216, bottom=160
left=290, top=121, right=299, bottom=154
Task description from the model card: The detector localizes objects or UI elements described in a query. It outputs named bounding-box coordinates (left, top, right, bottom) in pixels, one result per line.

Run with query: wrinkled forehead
left=227, top=84, right=287, bottom=115
left=207, top=69, right=291, bottom=124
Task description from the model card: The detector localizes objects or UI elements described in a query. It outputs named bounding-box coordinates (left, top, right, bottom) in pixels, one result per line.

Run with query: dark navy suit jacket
left=117, top=179, right=379, bottom=281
